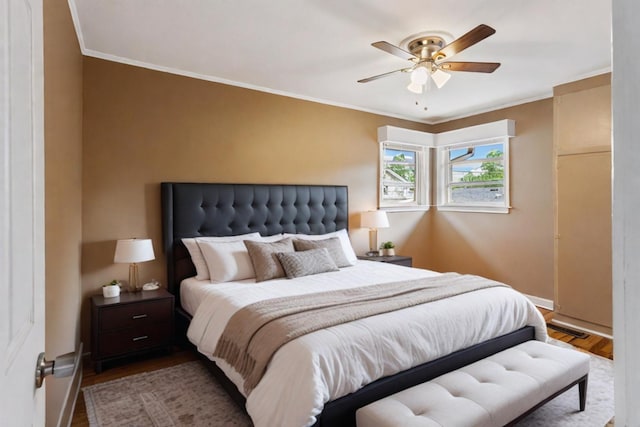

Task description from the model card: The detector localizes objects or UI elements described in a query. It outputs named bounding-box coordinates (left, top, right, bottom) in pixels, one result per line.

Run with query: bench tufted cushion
left=356, top=340, right=590, bottom=427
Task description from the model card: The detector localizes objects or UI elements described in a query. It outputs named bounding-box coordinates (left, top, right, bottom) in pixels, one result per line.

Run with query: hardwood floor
left=71, top=308, right=613, bottom=425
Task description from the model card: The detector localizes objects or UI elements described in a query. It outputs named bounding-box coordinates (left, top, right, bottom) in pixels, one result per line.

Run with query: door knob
left=35, top=350, right=78, bottom=388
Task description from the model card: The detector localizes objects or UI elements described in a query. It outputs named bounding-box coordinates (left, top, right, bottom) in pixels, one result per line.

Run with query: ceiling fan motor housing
left=407, top=36, right=446, bottom=61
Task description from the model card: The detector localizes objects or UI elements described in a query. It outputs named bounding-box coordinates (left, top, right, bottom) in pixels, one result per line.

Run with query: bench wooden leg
left=579, top=375, right=588, bottom=411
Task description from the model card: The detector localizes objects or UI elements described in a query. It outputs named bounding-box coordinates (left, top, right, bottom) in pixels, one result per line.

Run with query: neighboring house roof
left=383, top=168, right=409, bottom=183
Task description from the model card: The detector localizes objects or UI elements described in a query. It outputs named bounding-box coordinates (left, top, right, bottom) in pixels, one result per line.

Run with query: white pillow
left=182, top=232, right=261, bottom=280
left=260, top=234, right=286, bottom=242
left=284, top=229, right=357, bottom=266
left=197, top=239, right=258, bottom=282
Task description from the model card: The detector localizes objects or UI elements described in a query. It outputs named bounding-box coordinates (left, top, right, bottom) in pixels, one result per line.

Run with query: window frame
left=379, top=141, right=430, bottom=211
left=436, top=137, right=511, bottom=214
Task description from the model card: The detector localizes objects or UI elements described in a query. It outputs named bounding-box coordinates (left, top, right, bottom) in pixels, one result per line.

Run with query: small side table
left=357, top=255, right=413, bottom=267
left=91, top=288, right=174, bottom=373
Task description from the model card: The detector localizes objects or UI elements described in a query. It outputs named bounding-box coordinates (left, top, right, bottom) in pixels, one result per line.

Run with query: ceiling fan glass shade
left=407, top=66, right=428, bottom=93
left=410, top=66, right=429, bottom=85
left=407, top=81, right=423, bottom=94
left=430, top=68, right=451, bottom=88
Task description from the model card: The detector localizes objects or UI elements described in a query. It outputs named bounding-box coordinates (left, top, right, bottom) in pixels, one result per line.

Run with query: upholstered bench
left=356, top=340, right=590, bottom=427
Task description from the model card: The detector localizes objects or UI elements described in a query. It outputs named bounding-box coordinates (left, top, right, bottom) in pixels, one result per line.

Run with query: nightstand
left=357, top=255, right=413, bottom=267
left=91, top=288, right=174, bottom=373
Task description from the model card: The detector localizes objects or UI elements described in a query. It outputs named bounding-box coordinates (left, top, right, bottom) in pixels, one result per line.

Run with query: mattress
left=184, top=261, right=547, bottom=427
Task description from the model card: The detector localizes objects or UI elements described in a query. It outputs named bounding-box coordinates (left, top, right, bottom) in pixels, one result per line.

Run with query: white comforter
left=186, top=261, right=547, bottom=427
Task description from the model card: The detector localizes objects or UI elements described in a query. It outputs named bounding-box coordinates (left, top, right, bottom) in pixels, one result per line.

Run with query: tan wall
left=429, top=99, right=555, bottom=299
left=43, top=0, right=83, bottom=425
left=81, top=58, right=433, bottom=346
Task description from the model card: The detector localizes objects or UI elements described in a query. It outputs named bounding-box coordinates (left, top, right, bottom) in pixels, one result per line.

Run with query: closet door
left=556, top=151, right=612, bottom=330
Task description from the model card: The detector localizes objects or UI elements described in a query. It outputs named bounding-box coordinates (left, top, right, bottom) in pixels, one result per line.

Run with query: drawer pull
left=132, top=314, right=148, bottom=319
left=132, top=335, right=149, bottom=342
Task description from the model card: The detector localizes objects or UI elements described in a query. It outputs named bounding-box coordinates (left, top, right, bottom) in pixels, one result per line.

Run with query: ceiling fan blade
left=439, top=61, right=501, bottom=73
left=372, top=41, right=417, bottom=61
left=357, top=68, right=411, bottom=83
left=433, top=24, right=496, bottom=60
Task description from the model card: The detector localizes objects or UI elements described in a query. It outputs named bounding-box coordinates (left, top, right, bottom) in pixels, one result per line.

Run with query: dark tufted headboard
left=161, top=183, right=348, bottom=305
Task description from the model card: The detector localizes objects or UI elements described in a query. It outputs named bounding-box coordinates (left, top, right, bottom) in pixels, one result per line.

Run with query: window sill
left=437, top=205, right=510, bottom=214
left=380, top=205, right=430, bottom=213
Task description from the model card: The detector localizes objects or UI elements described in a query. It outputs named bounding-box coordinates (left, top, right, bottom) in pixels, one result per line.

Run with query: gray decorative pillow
left=244, top=238, right=294, bottom=282
left=292, top=237, right=351, bottom=268
left=276, top=248, right=339, bottom=279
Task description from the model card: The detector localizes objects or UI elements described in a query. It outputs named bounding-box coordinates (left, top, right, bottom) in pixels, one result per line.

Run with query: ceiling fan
left=358, top=24, right=501, bottom=94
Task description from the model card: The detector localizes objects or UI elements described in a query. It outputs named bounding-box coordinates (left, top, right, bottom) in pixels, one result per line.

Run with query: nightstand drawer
left=99, top=299, right=172, bottom=331
left=98, top=322, right=172, bottom=358
left=91, top=289, right=175, bottom=372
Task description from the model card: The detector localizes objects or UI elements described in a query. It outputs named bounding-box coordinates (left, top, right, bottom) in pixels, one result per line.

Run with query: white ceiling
left=69, top=0, right=612, bottom=124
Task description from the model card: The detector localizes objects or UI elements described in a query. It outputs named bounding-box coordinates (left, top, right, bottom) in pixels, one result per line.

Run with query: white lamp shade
left=360, top=210, right=390, bottom=229
left=114, top=238, right=155, bottom=263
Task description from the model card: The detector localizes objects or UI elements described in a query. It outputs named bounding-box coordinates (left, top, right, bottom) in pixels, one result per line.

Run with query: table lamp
left=114, top=238, right=155, bottom=292
left=360, top=210, right=389, bottom=256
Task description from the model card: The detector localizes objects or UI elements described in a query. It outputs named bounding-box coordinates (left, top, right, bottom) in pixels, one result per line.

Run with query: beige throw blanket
left=213, top=273, right=508, bottom=394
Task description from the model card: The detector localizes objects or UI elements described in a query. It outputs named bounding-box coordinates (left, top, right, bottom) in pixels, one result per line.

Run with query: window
left=438, top=138, right=510, bottom=213
left=378, top=120, right=513, bottom=213
left=379, top=142, right=429, bottom=209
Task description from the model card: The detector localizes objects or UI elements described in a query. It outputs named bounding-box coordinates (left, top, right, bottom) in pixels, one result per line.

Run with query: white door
left=0, top=0, right=46, bottom=425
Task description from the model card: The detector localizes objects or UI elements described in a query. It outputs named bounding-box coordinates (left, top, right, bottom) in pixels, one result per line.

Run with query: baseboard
left=56, top=342, right=83, bottom=427
left=523, top=294, right=554, bottom=311
left=551, top=317, right=613, bottom=340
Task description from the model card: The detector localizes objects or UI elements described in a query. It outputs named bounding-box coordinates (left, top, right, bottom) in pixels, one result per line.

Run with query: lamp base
left=128, top=263, right=140, bottom=292
left=368, top=229, right=379, bottom=254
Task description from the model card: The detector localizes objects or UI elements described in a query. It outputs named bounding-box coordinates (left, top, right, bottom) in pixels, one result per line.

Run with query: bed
left=161, top=182, right=547, bottom=427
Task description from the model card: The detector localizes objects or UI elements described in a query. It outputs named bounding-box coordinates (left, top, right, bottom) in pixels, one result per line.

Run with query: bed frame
left=161, top=182, right=535, bottom=427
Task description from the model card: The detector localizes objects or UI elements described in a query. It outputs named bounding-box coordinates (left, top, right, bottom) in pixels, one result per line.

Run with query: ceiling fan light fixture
left=430, top=68, right=451, bottom=89
left=407, top=81, right=423, bottom=94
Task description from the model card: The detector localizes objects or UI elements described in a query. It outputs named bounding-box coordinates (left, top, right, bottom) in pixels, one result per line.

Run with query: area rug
left=82, top=361, right=252, bottom=426
left=83, top=344, right=613, bottom=426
